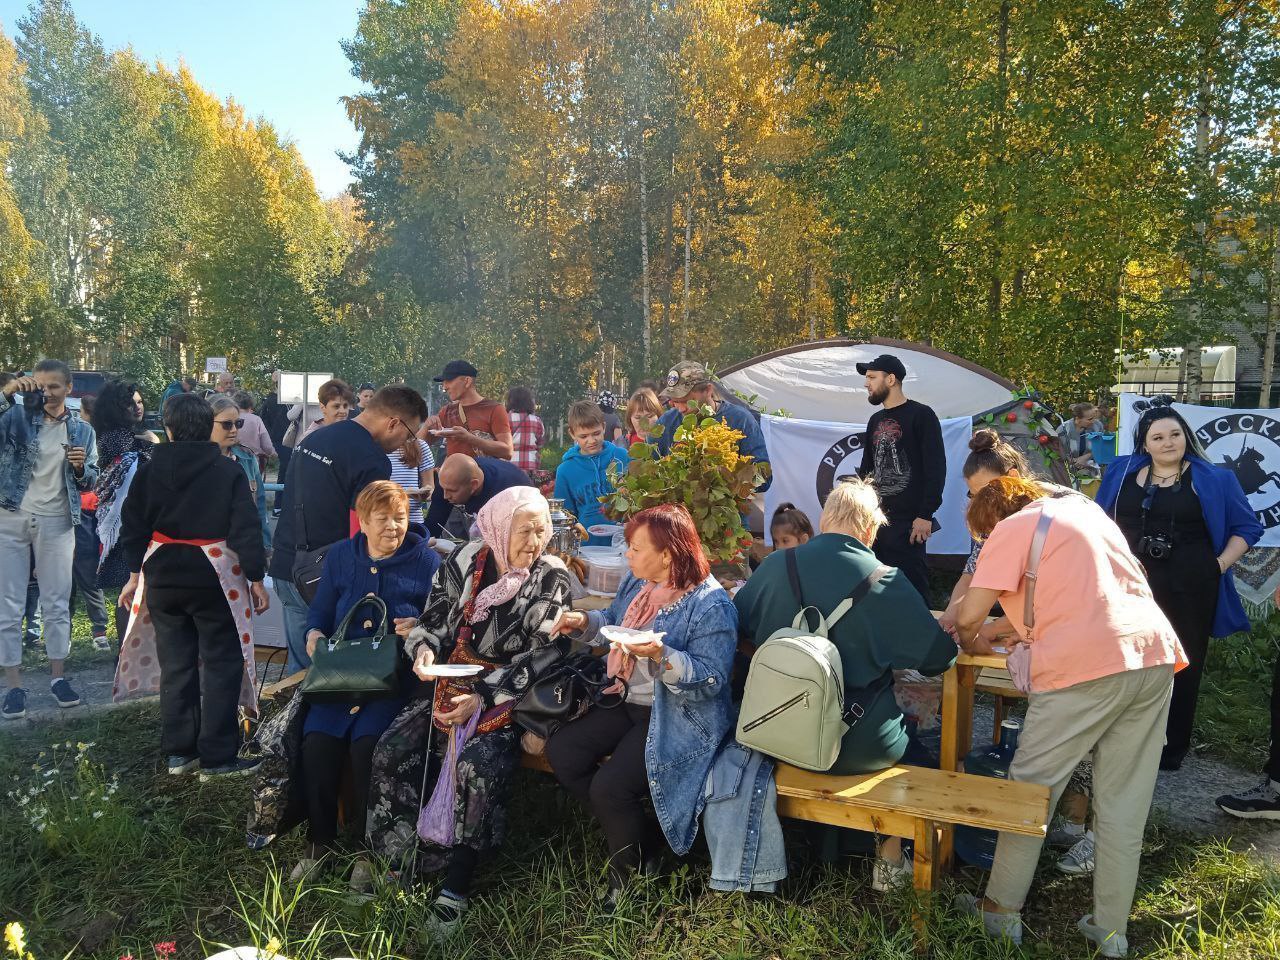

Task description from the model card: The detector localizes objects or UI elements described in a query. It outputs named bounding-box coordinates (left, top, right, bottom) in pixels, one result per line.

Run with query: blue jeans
left=274, top=576, right=311, bottom=674
left=71, top=511, right=109, bottom=635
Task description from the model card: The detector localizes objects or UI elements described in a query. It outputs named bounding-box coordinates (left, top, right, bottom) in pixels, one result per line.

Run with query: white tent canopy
left=717, top=338, right=1016, bottom=422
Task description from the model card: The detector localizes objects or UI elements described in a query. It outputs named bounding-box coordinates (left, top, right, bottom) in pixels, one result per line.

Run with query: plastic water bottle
left=953, top=719, right=1021, bottom=870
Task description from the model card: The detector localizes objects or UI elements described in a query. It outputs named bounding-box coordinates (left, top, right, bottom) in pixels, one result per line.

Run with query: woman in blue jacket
left=293, top=480, right=440, bottom=887
left=546, top=503, right=737, bottom=908
left=1096, top=402, right=1262, bottom=770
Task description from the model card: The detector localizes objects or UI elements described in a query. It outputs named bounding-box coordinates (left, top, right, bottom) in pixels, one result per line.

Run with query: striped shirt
left=388, top=439, right=436, bottom=524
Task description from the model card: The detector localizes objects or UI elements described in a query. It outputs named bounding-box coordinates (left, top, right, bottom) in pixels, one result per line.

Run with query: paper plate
left=421, top=664, right=486, bottom=678
left=600, top=625, right=665, bottom=648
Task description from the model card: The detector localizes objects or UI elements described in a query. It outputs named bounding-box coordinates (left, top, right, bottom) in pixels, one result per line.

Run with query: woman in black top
left=117, top=394, right=269, bottom=779
left=1107, top=409, right=1255, bottom=769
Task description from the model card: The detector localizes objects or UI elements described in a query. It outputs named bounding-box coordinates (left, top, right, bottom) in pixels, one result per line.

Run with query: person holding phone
left=0, top=361, right=98, bottom=720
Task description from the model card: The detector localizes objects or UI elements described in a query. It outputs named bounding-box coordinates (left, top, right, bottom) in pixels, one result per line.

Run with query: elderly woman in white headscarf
left=366, top=486, right=572, bottom=941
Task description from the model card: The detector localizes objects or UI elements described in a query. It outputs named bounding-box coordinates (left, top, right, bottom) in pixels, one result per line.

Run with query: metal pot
left=546, top=498, right=579, bottom=557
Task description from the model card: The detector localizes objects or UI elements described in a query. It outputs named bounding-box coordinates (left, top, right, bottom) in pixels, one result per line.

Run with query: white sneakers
left=1078, top=914, right=1128, bottom=957
left=870, top=852, right=913, bottom=892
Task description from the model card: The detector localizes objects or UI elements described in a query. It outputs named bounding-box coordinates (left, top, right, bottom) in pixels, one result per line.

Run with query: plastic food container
left=580, top=546, right=627, bottom=596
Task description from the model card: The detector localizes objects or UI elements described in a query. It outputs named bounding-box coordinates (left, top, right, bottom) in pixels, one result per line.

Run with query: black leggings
left=546, top=703, right=663, bottom=888
left=300, top=732, right=378, bottom=848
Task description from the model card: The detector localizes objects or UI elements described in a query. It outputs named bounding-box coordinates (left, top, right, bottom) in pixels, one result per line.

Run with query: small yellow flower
left=264, top=936, right=282, bottom=957
left=4, top=921, right=27, bottom=957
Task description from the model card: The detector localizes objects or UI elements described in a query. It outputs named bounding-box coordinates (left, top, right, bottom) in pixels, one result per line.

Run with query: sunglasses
left=215, top=419, right=245, bottom=430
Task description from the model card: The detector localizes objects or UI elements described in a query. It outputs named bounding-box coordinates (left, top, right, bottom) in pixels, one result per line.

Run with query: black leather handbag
left=299, top=595, right=400, bottom=704
left=511, top=646, right=626, bottom=739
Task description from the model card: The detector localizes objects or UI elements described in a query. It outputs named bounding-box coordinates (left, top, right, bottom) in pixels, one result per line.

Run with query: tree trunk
left=681, top=195, right=692, bottom=360
left=1184, top=69, right=1212, bottom=404
left=987, top=0, right=1011, bottom=354
left=1262, top=191, right=1280, bottom=408
left=805, top=261, right=816, bottom=341
left=639, top=142, right=652, bottom=375
left=661, top=150, right=676, bottom=362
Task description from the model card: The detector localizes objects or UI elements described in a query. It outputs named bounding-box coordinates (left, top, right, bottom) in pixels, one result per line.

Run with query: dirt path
left=968, top=704, right=1280, bottom=862
left=1, top=659, right=134, bottom=728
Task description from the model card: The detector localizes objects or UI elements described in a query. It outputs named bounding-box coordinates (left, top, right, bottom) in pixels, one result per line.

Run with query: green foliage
left=601, top=404, right=767, bottom=564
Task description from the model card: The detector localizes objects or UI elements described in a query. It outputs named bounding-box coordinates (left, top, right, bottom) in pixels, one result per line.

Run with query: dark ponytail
left=770, top=502, right=814, bottom=540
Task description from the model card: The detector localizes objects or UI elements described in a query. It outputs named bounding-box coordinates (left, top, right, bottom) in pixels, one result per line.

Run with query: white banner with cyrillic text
left=760, top=413, right=973, bottom=554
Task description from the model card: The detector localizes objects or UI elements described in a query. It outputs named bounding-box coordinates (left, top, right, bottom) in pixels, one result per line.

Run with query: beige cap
left=659, top=361, right=712, bottom=400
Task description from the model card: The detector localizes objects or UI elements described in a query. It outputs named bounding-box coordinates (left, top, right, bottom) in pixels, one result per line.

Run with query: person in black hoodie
left=117, top=393, right=269, bottom=778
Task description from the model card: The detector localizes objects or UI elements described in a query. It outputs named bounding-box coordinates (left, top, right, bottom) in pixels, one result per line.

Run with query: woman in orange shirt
left=954, top=477, right=1185, bottom=959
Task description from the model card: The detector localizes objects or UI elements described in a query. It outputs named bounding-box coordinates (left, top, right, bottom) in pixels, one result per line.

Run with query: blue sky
left=0, top=0, right=364, bottom=197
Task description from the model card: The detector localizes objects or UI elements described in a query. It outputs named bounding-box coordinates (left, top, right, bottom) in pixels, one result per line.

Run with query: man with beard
left=855, top=354, right=944, bottom=601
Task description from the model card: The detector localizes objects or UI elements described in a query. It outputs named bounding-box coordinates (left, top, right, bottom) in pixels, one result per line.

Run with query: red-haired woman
left=547, top=504, right=738, bottom=907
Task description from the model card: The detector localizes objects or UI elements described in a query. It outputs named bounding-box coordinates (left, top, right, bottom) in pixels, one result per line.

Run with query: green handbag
left=299, top=595, right=401, bottom=704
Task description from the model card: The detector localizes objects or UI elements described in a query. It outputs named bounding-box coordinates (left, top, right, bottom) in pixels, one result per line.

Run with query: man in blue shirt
left=654, top=361, right=771, bottom=491
left=425, top=454, right=534, bottom=538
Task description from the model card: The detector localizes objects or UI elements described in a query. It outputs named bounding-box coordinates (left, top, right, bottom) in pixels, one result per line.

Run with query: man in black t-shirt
left=270, top=385, right=428, bottom=671
left=855, top=354, right=945, bottom=601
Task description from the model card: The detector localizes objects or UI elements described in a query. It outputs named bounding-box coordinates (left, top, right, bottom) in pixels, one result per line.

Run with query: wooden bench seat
left=521, top=750, right=1049, bottom=897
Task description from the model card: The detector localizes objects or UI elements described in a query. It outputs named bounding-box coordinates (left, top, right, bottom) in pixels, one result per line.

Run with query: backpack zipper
left=743, top=690, right=809, bottom=733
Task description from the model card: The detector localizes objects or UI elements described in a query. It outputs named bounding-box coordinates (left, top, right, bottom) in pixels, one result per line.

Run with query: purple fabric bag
left=417, top=709, right=480, bottom=846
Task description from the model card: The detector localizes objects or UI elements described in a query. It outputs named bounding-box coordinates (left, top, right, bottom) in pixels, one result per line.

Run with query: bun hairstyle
left=963, top=427, right=1030, bottom=479
left=770, top=502, right=814, bottom=539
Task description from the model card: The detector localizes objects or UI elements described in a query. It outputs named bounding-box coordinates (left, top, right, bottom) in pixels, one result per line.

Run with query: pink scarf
left=605, top=581, right=689, bottom=690
left=468, top=486, right=551, bottom=624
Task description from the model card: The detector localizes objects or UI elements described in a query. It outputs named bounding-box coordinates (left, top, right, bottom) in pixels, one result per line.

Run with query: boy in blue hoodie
left=555, top=400, right=630, bottom=546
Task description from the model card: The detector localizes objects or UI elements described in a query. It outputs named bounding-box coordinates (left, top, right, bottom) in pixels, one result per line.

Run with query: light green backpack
left=736, top=550, right=891, bottom=771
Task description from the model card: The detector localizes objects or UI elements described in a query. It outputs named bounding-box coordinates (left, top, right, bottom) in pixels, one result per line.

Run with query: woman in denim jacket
left=547, top=503, right=737, bottom=908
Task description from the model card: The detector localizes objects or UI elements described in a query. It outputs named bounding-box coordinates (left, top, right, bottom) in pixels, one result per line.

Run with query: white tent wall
left=717, top=338, right=1017, bottom=424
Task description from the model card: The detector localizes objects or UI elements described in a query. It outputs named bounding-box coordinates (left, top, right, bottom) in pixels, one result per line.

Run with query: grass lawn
left=4, top=584, right=1280, bottom=958
left=3, top=699, right=1280, bottom=960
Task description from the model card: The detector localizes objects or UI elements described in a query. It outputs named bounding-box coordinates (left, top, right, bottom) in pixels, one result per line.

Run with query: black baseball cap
left=433, top=360, right=479, bottom=383
left=855, top=354, right=907, bottom=380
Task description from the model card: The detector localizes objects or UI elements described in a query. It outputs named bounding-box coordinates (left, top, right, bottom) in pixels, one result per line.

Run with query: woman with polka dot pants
left=115, top=393, right=269, bottom=779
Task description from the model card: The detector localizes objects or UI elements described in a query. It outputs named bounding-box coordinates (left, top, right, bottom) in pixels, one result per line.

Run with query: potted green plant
left=601, top=404, right=769, bottom=568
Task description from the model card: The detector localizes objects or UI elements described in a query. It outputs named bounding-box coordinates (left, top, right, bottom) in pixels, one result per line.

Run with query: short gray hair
left=821, top=477, right=887, bottom=537
left=210, top=395, right=239, bottom=416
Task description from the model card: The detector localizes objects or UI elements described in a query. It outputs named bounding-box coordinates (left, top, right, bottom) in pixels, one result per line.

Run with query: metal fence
left=1119, top=381, right=1280, bottom=410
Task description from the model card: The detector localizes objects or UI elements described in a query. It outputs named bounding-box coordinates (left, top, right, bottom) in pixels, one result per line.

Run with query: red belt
left=153, top=532, right=222, bottom=547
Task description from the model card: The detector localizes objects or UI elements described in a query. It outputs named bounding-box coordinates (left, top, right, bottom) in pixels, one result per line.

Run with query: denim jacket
left=583, top=571, right=738, bottom=855
left=0, top=394, right=98, bottom=523
left=702, top=739, right=787, bottom=892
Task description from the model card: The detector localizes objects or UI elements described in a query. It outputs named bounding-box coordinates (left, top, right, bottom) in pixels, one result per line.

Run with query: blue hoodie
left=555, top=440, right=630, bottom=544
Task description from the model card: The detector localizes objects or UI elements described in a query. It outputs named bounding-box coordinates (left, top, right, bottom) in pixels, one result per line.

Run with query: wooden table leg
left=940, top=666, right=961, bottom=772
left=938, top=663, right=977, bottom=871
left=911, top=818, right=938, bottom=951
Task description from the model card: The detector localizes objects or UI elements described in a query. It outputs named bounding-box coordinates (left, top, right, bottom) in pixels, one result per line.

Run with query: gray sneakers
left=1057, top=831, right=1096, bottom=876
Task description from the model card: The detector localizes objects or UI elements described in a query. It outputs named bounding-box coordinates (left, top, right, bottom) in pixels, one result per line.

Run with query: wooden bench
left=521, top=750, right=1049, bottom=898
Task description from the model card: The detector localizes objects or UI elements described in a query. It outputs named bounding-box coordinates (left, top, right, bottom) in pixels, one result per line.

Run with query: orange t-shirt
left=439, top=398, right=512, bottom=460
left=971, top=496, right=1186, bottom=693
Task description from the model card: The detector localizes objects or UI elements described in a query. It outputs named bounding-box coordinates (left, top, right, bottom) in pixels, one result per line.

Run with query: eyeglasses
left=215, top=419, right=244, bottom=430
